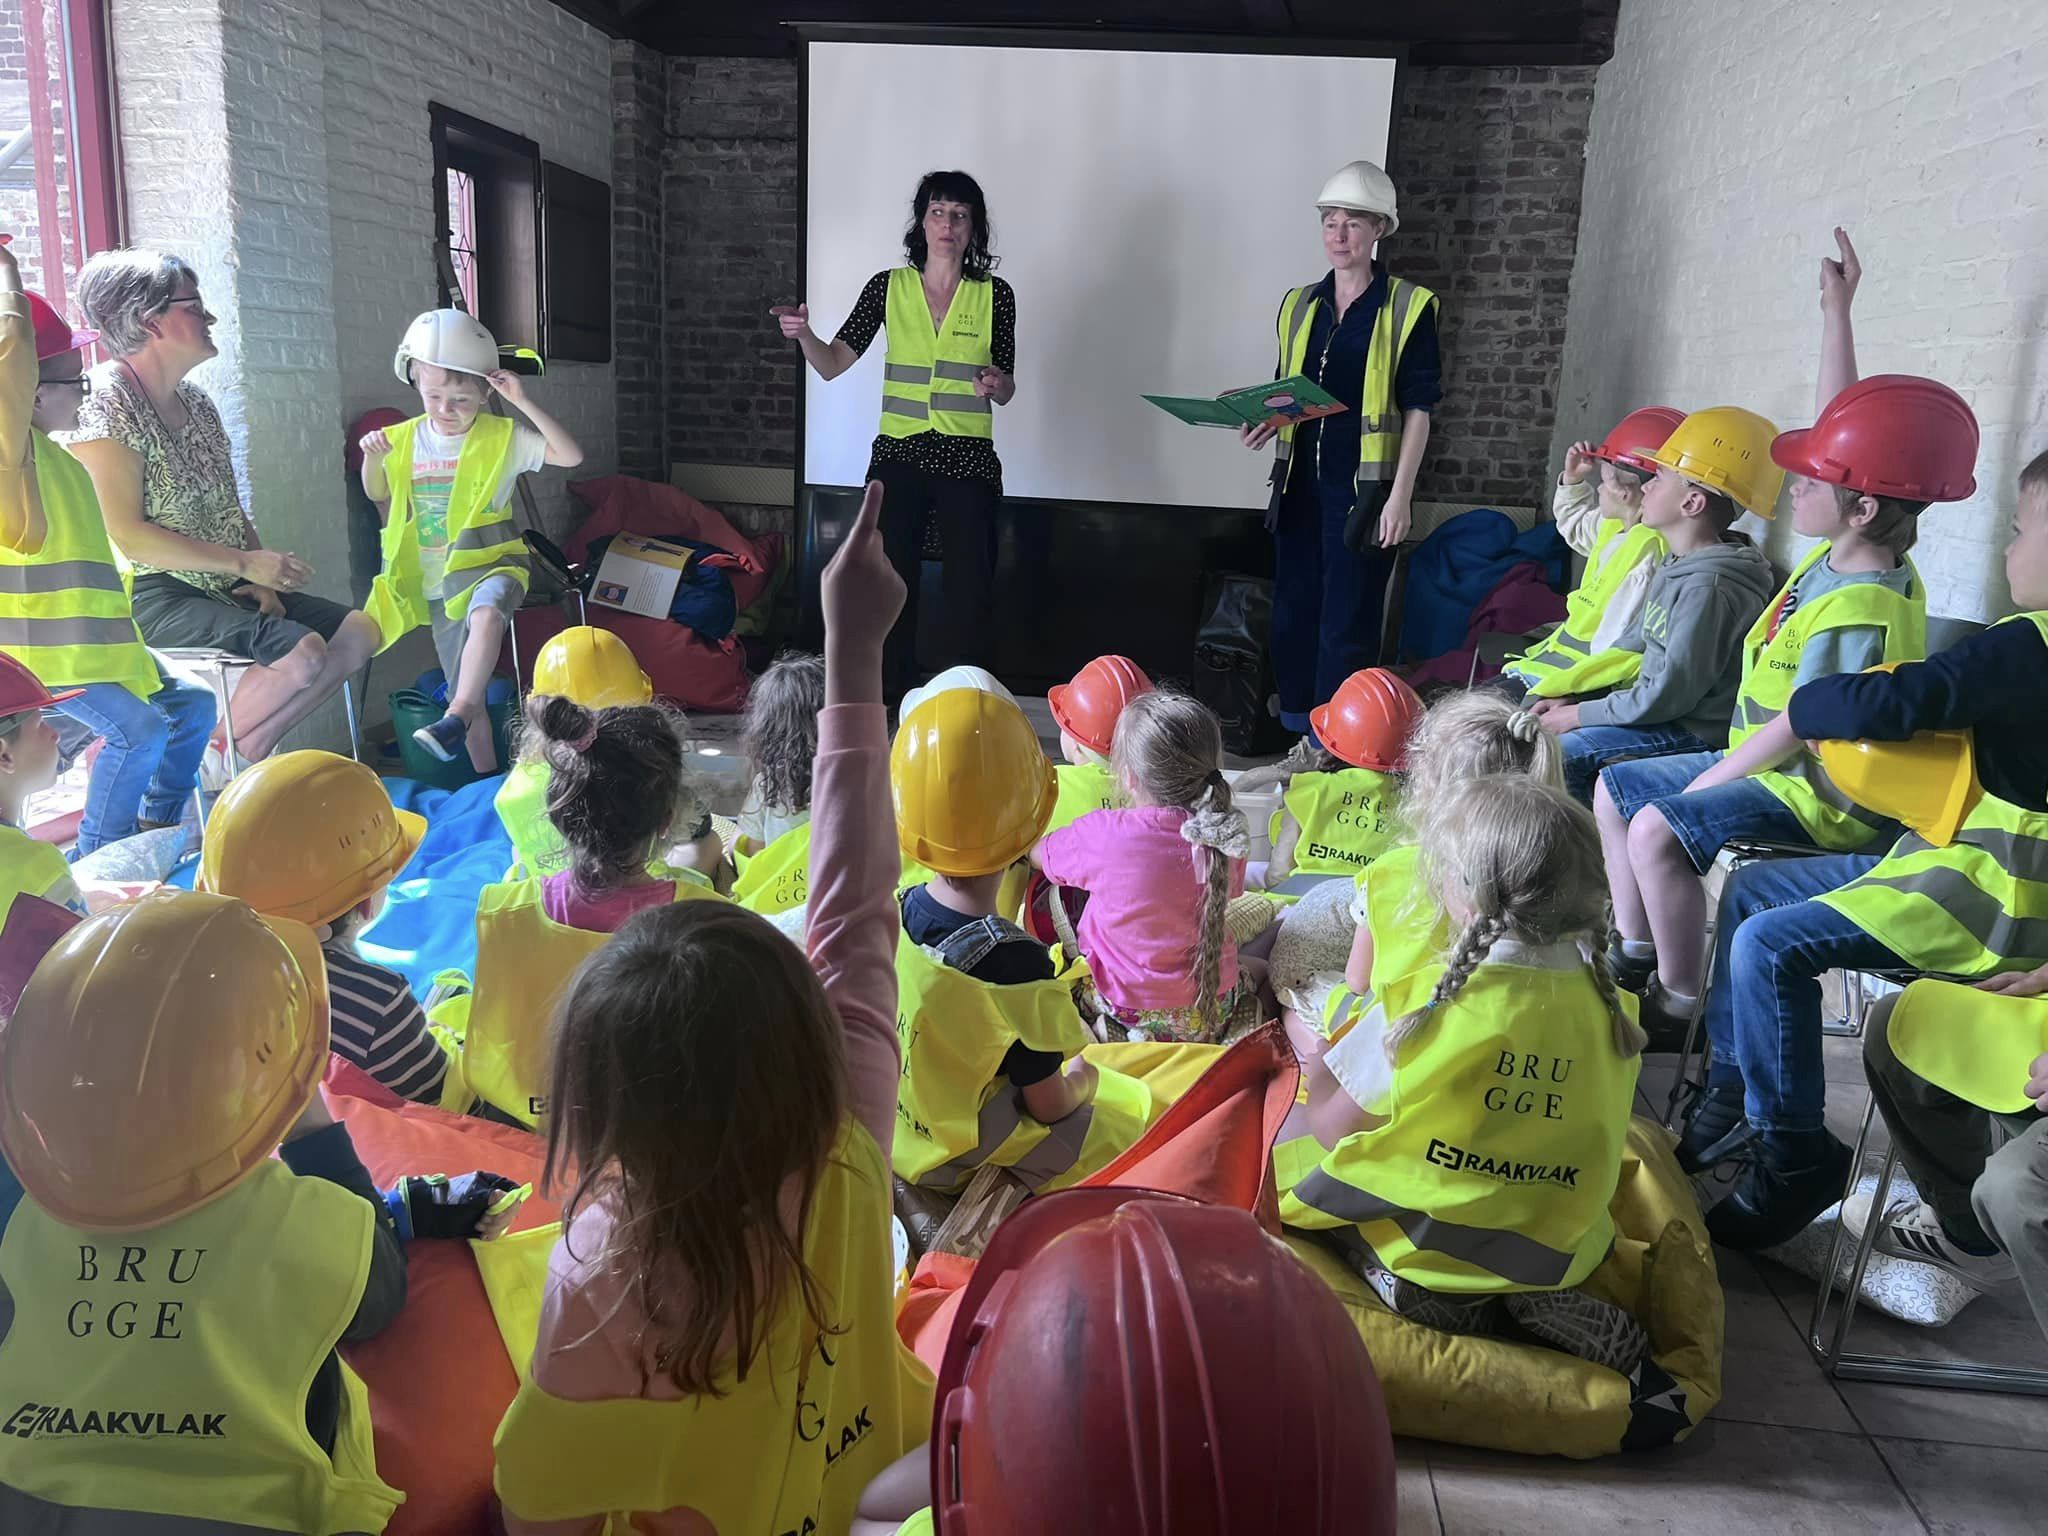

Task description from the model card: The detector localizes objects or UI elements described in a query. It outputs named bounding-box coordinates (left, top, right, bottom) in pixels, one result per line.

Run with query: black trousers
left=870, top=460, right=999, bottom=704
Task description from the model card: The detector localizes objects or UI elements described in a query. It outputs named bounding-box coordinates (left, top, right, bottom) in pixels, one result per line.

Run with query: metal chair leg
left=1808, top=1098, right=2048, bottom=1395
left=341, top=678, right=363, bottom=763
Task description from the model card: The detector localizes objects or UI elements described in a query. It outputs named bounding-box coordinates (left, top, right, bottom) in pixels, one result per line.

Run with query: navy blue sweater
left=1787, top=617, right=2048, bottom=813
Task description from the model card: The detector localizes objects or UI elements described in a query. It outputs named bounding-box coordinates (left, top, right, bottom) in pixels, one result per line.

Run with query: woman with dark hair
left=773, top=169, right=1016, bottom=701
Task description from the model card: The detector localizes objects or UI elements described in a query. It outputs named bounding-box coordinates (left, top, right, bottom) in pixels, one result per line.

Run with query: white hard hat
left=899, top=665, right=1017, bottom=722
left=393, top=309, right=500, bottom=384
left=1315, top=160, right=1399, bottom=236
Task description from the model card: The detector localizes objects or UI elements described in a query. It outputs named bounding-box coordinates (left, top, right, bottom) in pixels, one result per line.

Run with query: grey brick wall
left=646, top=57, right=1597, bottom=513
left=612, top=40, right=667, bottom=479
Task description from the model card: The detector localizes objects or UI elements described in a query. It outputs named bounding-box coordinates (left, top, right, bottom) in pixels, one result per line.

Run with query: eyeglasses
left=36, top=376, right=92, bottom=396
left=165, top=296, right=208, bottom=309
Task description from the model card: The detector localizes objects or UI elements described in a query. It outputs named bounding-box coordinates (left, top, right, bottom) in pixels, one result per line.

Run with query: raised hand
left=770, top=302, right=813, bottom=341
left=1562, top=439, right=1599, bottom=484
left=1820, top=227, right=1861, bottom=314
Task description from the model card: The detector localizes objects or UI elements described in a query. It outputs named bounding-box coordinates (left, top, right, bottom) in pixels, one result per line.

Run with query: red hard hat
left=344, top=406, right=410, bottom=475
left=1770, top=374, right=1979, bottom=503
left=1047, top=654, right=1154, bottom=756
left=1310, top=667, right=1424, bottom=772
left=933, top=1190, right=1397, bottom=1536
left=25, top=292, right=97, bottom=362
left=1588, top=406, right=1685, bottom=477
left=0, top=651, right=81, bottom=715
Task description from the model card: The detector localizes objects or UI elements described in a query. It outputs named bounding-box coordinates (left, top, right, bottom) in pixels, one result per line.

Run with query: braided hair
left=1384, top=774, right=1645, bottom=1061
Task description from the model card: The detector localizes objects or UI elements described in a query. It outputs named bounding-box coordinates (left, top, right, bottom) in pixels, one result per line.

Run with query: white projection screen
left=802, top=40, right=1399, bottom=508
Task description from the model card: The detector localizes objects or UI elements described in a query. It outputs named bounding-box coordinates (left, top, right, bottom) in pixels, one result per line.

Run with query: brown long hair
left=543, top=900, right=846, bottom=1394
left=526, top=694, right=703, bottom=894
left=1112, top=691, right=1248, bottom=1039
left=740, top=651, right=825, bottom=819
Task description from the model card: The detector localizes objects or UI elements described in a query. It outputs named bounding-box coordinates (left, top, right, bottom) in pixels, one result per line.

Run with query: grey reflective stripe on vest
left=882, top=396, right=931, bottom=420
left=0, top=614, right=142, bottom=648
left=1737, top=698, right=1781, bottom=732
left=1289, top=1165, right=1579, bottom=1288
left=930, top=392, right=992, bottom=416
left=1271, top=290, right=1318, bottom=470
left=932, top=360, right=983, bottom=382
left=1361, top=280, right=1424, bottom=436
left=1271, top=871, right=1350, bottom=898
left=884, top=363, right=931, bottom=384
left=0, top=559, right=126, bottom=596
left=919, top=1085, right=1088, bottom=1191
left=1844, top=864, right=2048, bottom=964
left=453, top=520, right=523, bottom=552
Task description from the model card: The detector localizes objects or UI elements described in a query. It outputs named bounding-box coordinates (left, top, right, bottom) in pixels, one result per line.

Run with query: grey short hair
left=73, top=248, right=201, bottom=358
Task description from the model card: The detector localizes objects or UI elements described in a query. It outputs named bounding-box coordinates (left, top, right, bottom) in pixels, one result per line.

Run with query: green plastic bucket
left=389, top=688, right=517, bottom=790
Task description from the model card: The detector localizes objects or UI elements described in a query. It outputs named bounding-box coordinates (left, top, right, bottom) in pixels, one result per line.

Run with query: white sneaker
left=1842, top=1193, right=2018, bottom=1289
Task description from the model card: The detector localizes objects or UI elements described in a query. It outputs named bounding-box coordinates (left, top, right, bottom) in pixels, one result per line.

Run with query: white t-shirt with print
left=409, top=420, right=547, bottom=597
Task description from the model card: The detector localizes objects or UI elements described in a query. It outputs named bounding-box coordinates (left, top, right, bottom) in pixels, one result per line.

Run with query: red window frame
left=15, top=0, right=125, bottom=312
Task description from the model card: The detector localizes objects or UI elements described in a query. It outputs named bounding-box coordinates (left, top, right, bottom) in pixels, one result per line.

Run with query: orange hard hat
left=1588, top=406, right=1686, bottom=477
left=198, top=750, right=426, bottom=927
left=1771, top=374, right=1979, bottom=503
left=0, top=650, right=82, bottom=715
left=1048, top=655, right=1155, bottom=756
left=1310, top=667, right=1424, bottom=772
left=0, top=888, right=330, bottom=1231
left=932, top=1190, right=1397, bottom=1536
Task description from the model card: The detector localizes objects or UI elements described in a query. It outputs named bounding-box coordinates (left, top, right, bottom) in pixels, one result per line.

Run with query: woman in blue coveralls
left=1242, top=159, right=1442, bottom=750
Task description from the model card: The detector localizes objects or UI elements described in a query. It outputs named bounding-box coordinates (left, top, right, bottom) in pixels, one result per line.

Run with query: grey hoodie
left=1575, top=533, right=1779, bottom=747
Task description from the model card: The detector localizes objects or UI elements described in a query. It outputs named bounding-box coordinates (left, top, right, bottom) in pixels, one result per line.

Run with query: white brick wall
left=110, top=0, right=617, bottom=740
left=1554, top=0, right=2048, bottom=622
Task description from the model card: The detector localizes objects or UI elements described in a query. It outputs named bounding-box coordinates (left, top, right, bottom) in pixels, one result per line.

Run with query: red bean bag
left=324, top=1061, right=556, bottom=1536
left=895, top=1024, right=1299, bottom=1371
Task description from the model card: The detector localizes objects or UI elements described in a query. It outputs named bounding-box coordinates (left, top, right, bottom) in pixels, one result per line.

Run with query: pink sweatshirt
left=504, top=704, right=902, bottom=1536
left=1038, top=805, right=1244, bottom=1014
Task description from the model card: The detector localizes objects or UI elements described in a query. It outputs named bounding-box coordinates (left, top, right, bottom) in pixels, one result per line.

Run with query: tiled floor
left=1392, top=1037, right=2048, bottom=1534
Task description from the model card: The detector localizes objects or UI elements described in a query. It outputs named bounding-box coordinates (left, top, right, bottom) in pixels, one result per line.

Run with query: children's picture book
left=1144, top=373, right=1348, bottom=430
left=589, top=533, right=694, bottom=618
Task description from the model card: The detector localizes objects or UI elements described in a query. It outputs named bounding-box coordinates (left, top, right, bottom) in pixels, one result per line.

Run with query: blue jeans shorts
left=1599, top=750, right=1812, bottom=873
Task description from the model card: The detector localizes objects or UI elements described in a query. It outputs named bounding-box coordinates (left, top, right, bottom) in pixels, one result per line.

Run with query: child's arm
left=1787, top=621, right=2040, bottom=743
left=810, top=481, right=907, bottom=1155
left=487, top=371, right=584, bottom=468
left=1264, top=809, right=1303, bottom=885
left=853, top=1446, right=931, bottom=1535
left=1682, top=713, right=1802, bottom=792
left=1020, top=1055, right=1098, bottom=1125
left=0, top=237, right=47, bottom=556
left=1344, top=914, right=1376, bottom=995
left=1306, top=1056, right=1381, bottom=1148
left=278, top=1095, right=408, bottom=1340
left=357, top=426, right=393, bottom=522
left=1817, top=227, right=1861, bottom=413
left=1551, top=441, right=1604, bottom=555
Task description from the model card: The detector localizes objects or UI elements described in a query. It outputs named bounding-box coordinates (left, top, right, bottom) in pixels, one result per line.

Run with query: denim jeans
left=56, top=664, right=216, bottom=853
left=1557, top=721, right=1710, bottom=807
left=1600, top=750, right=1815, bottom=873
left=1271, top=477, right=1396, bottom=733
left=1702, top=852, right=1899, bottom=1135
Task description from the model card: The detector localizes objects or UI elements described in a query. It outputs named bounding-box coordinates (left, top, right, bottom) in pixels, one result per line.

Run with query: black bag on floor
left=1192, top=572, right=1287, bottom=757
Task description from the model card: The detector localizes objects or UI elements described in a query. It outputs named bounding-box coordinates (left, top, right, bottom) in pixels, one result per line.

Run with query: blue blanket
left=1397, top=509, right=1569, bottom=664
left=357, top=775, right=511, bottom=997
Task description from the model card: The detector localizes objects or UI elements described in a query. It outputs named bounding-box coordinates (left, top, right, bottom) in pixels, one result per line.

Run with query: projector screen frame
left=789, top=25, right=1411, bottom=666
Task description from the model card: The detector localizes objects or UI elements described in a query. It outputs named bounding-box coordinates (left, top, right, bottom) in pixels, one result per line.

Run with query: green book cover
left=1145, top=373, right=1347, bottom=430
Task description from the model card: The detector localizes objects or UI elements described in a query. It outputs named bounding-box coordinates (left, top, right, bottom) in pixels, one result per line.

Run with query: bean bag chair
left=509, top=476, right=788, bottom=715
left=896, top=1025, right=1299, bottom=1370
left=1283, top=1116, right=1723, bottom=1458
left=324, top=1061, right=557, bottom=1536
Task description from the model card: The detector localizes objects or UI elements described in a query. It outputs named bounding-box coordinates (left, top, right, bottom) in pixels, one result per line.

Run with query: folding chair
left=156, top=648, right=364, bottom=781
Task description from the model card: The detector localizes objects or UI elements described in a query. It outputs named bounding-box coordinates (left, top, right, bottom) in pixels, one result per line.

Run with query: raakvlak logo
left=3, top=1402, right=227, bottom=1440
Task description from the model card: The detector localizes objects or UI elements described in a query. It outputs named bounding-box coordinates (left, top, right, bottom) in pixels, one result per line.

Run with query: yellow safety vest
left=0, top=1159, right=401, bottom=1534
left=0, top=821, right=75, bottom=917
left=1729, top=542, right=1926, bottom=849
left=364, top=414, right=527, bottom=651
left=1514, top=520, right=1667, bottom=698
left=493, top=1117, right=934, bottom=1536
left=732, top=821, right=938, bottom=918
left=893, top=930, right=1147, bottom=1191
left=1278, top=958, right=1639, bottom=1294
left=0, top=431, right=157, bottom=698
left=1045, top=760, right=1117, bottom=838
left=1818, top=612, right=2048, bottom=977
left=1268, top=767, right=1400, bottom=899
left=492, top=758, right=558, bottom=877
left=1271, top=275, right=1438, bottom=508
left=455, top=874, right=724, bottom=1127
left=879, top=268, right=994, bottom=441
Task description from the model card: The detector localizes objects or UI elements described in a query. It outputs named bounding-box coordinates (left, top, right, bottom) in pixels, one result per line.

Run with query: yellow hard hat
left=199, top=750, right=427, bottom=927
left=1641, top=405, right=1787, bottom=517
left=1887, top=978, right=2048, bottom=1115
left=892, top=689, right=1056, bottom=878
left=1813, top=664, right=1981, bottom=847
left=0, top=889, right=330, bottom=1231
left=531, top=626, right=653, bottom=710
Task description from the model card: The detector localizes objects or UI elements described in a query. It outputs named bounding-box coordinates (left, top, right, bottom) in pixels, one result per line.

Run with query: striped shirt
left=322, top=940, right=449, bottom=1103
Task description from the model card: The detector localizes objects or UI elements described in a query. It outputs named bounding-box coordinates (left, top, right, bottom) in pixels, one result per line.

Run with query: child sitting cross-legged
left=1033, top=690, right=1253, bottom=1044
left=493, top=482, right=933, bottom=1536
left=1280, top=775, right=1648, bottom=1372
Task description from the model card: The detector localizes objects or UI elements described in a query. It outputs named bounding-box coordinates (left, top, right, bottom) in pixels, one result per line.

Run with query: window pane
left=0, top=0, right=92, bottom=311
left=447, top=166, right=478, bottom=314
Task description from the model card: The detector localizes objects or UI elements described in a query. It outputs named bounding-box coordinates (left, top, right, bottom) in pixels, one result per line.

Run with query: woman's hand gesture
left=771, top=303, right=814, bottom=342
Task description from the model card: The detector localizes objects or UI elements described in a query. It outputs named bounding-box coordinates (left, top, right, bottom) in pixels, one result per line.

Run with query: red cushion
left=512, top=604, right=751, bottom=714
left=566, top=475, right=783, bottom=614
left=324, top=1062, right=557, bottom=1536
